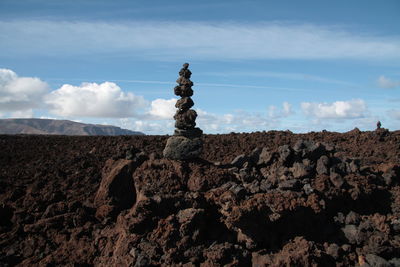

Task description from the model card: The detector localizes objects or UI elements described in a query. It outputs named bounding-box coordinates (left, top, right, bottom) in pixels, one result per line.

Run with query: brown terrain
left=0, top=129, right=400, bottom=266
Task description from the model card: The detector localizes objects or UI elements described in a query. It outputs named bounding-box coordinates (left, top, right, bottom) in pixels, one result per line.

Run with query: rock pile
left=163, top=63, right=203, bottom=160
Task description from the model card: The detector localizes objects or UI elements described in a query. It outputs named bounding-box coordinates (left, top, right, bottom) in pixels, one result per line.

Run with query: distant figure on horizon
left=376, top=121, right=381, bottom=130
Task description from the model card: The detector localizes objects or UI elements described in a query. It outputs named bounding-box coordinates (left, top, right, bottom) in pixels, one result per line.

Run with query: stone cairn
left=163, top=63, right=203, bottom=160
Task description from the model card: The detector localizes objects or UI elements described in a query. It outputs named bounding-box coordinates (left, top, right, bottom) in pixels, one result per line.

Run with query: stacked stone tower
left=163, top=63, right=203, bottom=160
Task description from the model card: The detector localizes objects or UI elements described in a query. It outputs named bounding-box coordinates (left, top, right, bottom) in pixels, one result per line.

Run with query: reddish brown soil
left=1, top=129, right=400, bottom=266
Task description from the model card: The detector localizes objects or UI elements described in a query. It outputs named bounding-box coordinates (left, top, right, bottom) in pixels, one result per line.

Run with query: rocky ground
left=0, top=129, right=400, bottom=266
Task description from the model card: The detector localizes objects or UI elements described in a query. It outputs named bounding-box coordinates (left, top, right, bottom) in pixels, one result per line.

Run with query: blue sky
left=0, top=0, right=399, bottom=134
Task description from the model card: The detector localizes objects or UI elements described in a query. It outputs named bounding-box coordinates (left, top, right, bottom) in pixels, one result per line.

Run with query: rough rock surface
left=93, top=159, right=136, bottom=220
left=162, top=136, right=203, bottom=160
left=1, top=129, right=400, bottom=266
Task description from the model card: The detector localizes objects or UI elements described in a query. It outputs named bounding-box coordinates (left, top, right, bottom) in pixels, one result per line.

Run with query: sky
left=0, top=0, right=399, bottom=134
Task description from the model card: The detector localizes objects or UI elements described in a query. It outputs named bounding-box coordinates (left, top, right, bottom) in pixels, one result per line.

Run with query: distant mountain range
left=0, top=118, right=144, bottom=136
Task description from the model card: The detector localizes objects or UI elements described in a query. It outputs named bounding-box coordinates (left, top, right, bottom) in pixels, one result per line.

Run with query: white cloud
left=301, top=99, right=367, bottom=119
left=148, top=98, right=177, bottom=119
left=134, top=120, right=174, bottom=134
left=117, top=118, right=174, bottom=134
left=268, top=101, right=293, bottom=118
left=0, top=68, right=49, bottom=112
left=39, top=116, right=58, bottom=120
left=45, top=82, right=147, bottom=118
left=196, top=109, right=278, bottom=133
left=377, top=75, right=400, bottom=89
left=1, top=21, right=400, bottom=60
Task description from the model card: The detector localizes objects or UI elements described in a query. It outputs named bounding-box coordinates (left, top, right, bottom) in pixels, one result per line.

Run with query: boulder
left=94, top=159, right=137, bottom=220
left=163, top=136, right=203, bottom=160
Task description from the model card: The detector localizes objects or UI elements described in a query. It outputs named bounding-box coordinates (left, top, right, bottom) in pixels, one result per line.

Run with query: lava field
left=1, top=129, right=400, bottom=266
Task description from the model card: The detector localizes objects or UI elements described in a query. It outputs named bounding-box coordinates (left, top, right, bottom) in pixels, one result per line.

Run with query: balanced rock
left=179, top=63, right=191, bottom=78
left=176, top=97, right=194, bottom=110
left=164, top=63, right=203, bottom=160
left=174, top=109, right=198, bottom=129
left=174, top=86, right=193, bottom=97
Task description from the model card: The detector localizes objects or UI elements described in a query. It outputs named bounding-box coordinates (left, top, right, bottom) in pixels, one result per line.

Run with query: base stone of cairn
left=163, top=136, right=203, bottom=160
left=163, top=63, right=203, bottom=160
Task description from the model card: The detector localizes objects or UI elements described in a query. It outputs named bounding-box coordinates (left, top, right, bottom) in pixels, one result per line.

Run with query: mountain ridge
left=0, top=118, right=144, bottom=136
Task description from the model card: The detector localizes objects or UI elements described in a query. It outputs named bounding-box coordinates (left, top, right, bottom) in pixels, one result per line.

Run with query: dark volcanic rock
left=231, top=154, right=248, bottom=168
left=293, top=139, right=327, bottom=161
left=316, top=155, right=330, bottom=175
left=94, top=159, right=137, bottom=220
left=257, top=147, right=274, bottom=166
left=163, top=136, right=203, bottom=160
left=278, top=144, right=292, bottom=163
left=174, top=109, right=198, bottom=130
left=175, top=97, right=194, bottom=111
left=174, top=128, right=203, bottom=138
left=174, top=85, right=193, bottom=97
left=291, top=162, right=311, bottom=179
left=179, top=63, right=191, bottom=78
left=1, top=129, right=400, bottom=266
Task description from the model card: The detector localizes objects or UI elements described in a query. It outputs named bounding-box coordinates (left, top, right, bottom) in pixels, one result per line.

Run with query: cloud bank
left=301, top=99, right=367, bottom=119
left=148, top=98, right=177, bottom=119
left=1, top=21, right=400, bottom=60
left=45, top=82, right=147, bottom=118
left=196, top=108, right=284, bottom=133
left=0, top=68, right=49, bottom=112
